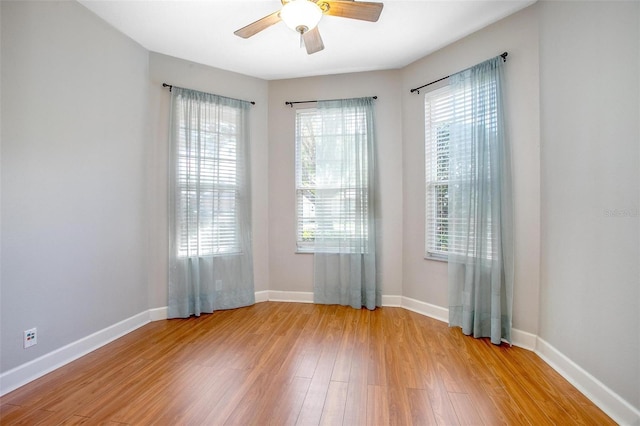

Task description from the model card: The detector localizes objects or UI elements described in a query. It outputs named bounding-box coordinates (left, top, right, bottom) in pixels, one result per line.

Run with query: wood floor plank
left=0, top=303, right=615, bottom=426
left=386, top=386, right=412, bottom=426
left=267, top=376, right=311, bottom=426
left=0, top=406, right=54, bottom=425
left=319, top=380, right=348, bottom=425
left=342, top=381, right=368, bottom=425
left=203, top=333, right=294, bottom=425
left=366, top=384, right=390, bottom=426
left=428, top=386, right=461, bottom=426
left=296, top=345, right=340, bottom=425
left=488, top=392, right=533, bottom=426
left=0, top=404, right=22, bottom=423
left=41, top=357, right=152, bottom=415
left=448, top=392, right=484, bottom=425
left=342, top=310, right=370, bottom=425
left=57, top=415, right=92, bottom=425
left=34, top=411, right=91, bottom=425
left=296, top=307, right=345, bottom=425
left=294, top=305, right=335, bottom=379
left=330, top=307, right=360, bottom=383
left=225, top=317, right=313, bottom=426
left=406, top=388, right=438, bottom=425
left=172, top=367, right=251, bottom=424
left=367, top=310, right=388, bottom=386
left=516, top=348, right=615, bottom=425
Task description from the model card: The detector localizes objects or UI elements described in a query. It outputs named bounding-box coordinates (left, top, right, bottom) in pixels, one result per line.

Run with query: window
left=295, top=106, right=371, bottom=252
left=425, top=81, right=498, bottom=260
left=174, top=98, right=245, bottom=257
left=295, top=109, right=318, bottom=251
left=425, top=86, right=453, bottom=260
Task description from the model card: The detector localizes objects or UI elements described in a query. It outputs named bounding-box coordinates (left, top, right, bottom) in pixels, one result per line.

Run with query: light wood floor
left=1, top=302, right=614, bottom=425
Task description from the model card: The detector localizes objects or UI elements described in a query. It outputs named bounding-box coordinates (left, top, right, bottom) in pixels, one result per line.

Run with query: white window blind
left=176, top=103, right=242, bottom=257
left=425, top=86, right=453, bottom=259
left=295, top=109, right=318, bottom=251
left=295, top=107, right=369, bottom=252
left=425, top=82, right=497, bottom=260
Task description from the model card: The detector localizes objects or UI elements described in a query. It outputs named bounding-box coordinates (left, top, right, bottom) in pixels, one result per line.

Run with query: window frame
left=294, top=108, right=318, bottom=253
left=294, top=106, right=371, bottom=253
left=174, top=102, right=244, bottom=258
left=424, top=85, right=452, bottom=261
left=424, top=80, right=499, bottom=262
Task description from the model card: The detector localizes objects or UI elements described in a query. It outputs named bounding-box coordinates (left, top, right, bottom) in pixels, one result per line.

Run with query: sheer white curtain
left=447, top=57, right=514, bottom=344
left=313, top=98, right=379, bottom=310
left=168, top=87, right=254, bottom=318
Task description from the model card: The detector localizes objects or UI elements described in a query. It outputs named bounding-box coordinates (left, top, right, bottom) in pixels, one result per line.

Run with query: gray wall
left=539, top=0, right=640, bottom=410
left=1, top=1, right=149, bottom=371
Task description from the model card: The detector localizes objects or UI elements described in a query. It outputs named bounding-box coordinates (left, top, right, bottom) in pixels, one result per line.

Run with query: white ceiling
left=79, top=0, right=535, bottom=80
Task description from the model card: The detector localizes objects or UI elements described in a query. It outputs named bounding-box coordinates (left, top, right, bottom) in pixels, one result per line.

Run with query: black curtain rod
left=162, top=83, right=256, bottom=105
left=409, top=52, right=508, bottom=95
left=285, top=96, right=377, bottom=107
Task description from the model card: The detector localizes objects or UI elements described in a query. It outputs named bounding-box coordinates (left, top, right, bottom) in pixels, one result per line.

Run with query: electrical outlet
left=215, top=279, right=222, bottom=290
left=24, top=328, right=37, bottom=348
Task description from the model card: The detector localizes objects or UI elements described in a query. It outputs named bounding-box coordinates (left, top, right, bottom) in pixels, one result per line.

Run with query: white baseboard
left=149, top=306, right=168, bottom=321
left=264, top=292, right=403, bottom=308
left=535, top=338, right=640, bottom=426
left=397, top=296, right=537, bottom=351
left=510, top=328, right=537, bottom=351
left=400, top=296, right=449, bottom=323
left=381, top=295, right=402, bottom=307
left=254, top=290, right=270, bottom=303
left=267, top=290, right=314, bottom=303
left=0, top=311, right=151, bottom=397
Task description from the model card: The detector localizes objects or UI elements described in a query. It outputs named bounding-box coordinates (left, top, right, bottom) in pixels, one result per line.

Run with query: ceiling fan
left=234, top=0, right=384, bottom=55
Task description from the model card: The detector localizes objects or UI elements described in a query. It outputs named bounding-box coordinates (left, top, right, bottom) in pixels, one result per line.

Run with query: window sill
left=296, top=250, right=369, bottom=255
left=424, top=254, right=448, bottom=263
left=178, top=251, right=243, bottom=259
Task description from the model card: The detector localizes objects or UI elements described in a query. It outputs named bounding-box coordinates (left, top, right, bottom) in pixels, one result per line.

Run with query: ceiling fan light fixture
left=280, top=0, right=323, bottom=33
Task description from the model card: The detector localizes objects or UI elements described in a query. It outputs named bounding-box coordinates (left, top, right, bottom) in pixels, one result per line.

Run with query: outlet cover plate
left=24, top=328, right=37, bottom=348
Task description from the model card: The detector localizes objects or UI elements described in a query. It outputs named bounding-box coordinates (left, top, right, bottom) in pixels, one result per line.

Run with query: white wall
left=400, top=5, right=541, bottom=334
left=1, top=1, right=149, bottom=371
left=268, top=70, right=404, bottom=296
left=539, top=0, right=639, bottom=413
left=146, top=53, right=270, bottom=308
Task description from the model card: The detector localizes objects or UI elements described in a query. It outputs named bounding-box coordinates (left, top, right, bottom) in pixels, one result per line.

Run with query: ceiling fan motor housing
left=280, top=0, right=323, bottom=32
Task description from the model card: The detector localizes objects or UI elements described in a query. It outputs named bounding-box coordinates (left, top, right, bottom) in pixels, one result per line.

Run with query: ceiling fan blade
left=323, top=1, right=383, bottom=22
left=302, top=27, right=324, bottom=54
left=234, top=10, right=282, bottom=38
